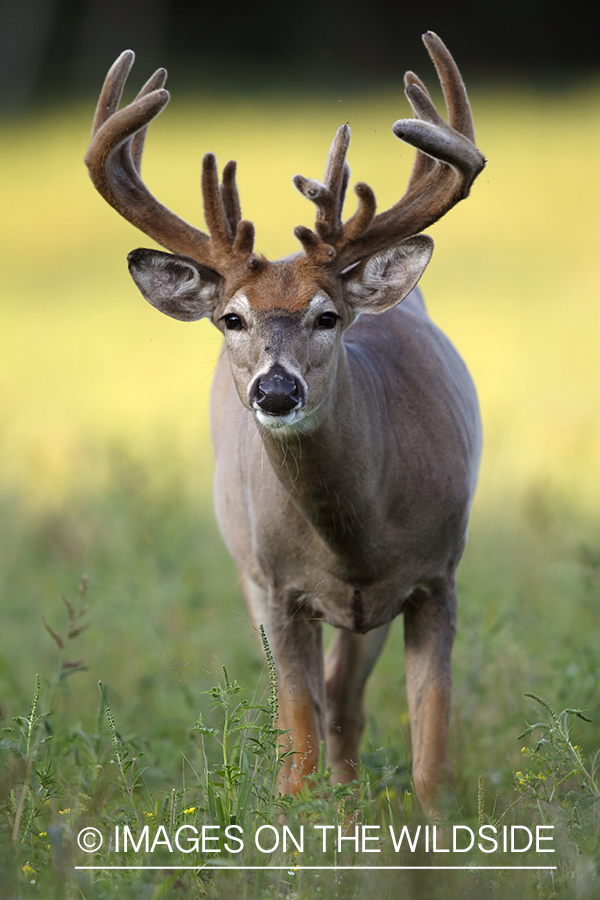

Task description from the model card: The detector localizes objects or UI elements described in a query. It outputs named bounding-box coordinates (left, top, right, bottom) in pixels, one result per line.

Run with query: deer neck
left=257, top=342, right=390, bottom=567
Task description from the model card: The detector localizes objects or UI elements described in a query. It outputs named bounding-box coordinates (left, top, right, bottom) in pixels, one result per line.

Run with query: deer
left=85, top=32, right=485, bottom=815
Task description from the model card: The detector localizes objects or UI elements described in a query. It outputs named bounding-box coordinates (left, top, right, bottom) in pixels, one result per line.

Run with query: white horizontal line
left=75, top=865, right=557, bottom=871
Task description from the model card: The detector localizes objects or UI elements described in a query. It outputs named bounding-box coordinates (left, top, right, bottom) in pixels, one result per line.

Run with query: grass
left=1, top=77, right=600, bottom=896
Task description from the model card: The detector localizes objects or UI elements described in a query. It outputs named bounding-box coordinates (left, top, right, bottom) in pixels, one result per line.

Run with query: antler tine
left=202, top=153, right=232, bottom=247
left=321, top=124, right=351, bottom=233
left=293, top=124, right=351, bottom=244
left=402, top=70, right=441, bottom=193
left=339, top=182, right=377, bottom=244
left=130, top=67, right=168, bottom=173
left=423, top=31, right=475, bottom=144
left=221, top=160, right=242, bottom=237
left=202, top=154, right=256, bottom=265
left=90, top=49, right=134, bottom=136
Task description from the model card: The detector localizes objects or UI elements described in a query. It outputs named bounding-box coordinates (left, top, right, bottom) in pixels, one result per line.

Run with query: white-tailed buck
left=85, top=32, right=485, bottom=814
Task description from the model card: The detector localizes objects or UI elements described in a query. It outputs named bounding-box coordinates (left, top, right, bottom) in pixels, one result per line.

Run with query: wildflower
left=22, top=863, right=36, bottom=882
left=183, top=807, right=196, bottom=814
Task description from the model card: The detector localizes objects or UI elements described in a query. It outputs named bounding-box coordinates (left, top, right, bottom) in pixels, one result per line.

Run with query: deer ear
left=127, top=248, right=221, bottom=321
left=343, top=235, right=434, bottom=314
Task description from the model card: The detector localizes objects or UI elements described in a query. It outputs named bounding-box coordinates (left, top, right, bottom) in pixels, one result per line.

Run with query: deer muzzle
left=250, top=363, right=305, bottom=416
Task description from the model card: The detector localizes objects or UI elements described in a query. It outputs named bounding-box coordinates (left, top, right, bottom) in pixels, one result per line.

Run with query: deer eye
left=315, top=312, right=339, bottom=330
left=222, top=313, right=245, bottom=331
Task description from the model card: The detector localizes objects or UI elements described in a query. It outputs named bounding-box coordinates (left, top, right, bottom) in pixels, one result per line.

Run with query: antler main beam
left=84, top=50, right=257, bottom=273
left=293, top=32, right=486, bottom=271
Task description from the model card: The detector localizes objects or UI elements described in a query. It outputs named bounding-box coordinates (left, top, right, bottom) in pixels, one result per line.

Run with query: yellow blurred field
left=1, top=82, right=600, bottom=512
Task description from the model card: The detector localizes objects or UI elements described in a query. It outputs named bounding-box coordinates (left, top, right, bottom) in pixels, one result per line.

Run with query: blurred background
left=0, top=0, right=599, bottom=802
left=0, top=0, right=597, bottom=110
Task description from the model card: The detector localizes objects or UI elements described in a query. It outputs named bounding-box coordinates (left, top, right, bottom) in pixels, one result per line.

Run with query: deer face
left=129, top=235, right=433, bottom=431
left=219, top=288, right=344, bottom=432
left=128, top=235, right=433, bottom=434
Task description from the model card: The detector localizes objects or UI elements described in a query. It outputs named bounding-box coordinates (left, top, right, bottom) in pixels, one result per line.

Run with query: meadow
left=0, top=73, right=599, bottom=898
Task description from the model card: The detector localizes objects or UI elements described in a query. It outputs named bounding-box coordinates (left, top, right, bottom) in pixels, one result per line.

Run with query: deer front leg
left=270, top=598, right=327, bottom=794
left=403, top=585, right=457, bottom=816
left=325, top=624, right=390, bottom=783
left=237, top=573, right=327, bottom=794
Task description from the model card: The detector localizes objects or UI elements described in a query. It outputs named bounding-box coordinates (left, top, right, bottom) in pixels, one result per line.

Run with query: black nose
left=251, top=364, right=304, bottom=415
